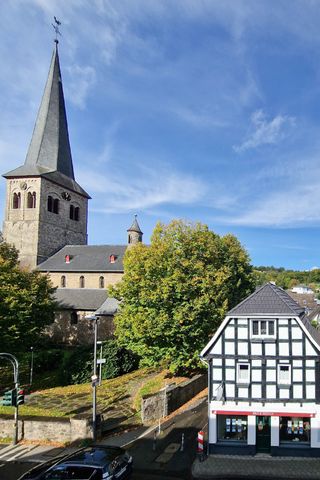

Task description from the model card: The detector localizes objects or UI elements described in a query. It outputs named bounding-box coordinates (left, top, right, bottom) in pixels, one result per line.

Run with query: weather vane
left=52, top=16, right=62, bottom=45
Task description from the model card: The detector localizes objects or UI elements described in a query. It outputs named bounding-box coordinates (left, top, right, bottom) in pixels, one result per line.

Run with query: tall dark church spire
left=3, top=44, right=89, bottom=198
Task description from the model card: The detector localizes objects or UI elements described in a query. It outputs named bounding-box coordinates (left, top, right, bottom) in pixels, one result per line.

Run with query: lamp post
left=0, top=353, right=19, bottom=445
left=85, top=315, right=99, bottom=442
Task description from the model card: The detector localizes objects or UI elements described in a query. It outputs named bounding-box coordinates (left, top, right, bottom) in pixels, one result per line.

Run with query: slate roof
left=3, top=46, right=90, bottom=199
left=228, top=282, right=306, bottom=317
left=95, top=297, right=119, bottom=316
left=37, top=245, right=126, bottom=272
left=127, top=215, right=143, bottom=234
left=54, top=288, right=108, bottom=310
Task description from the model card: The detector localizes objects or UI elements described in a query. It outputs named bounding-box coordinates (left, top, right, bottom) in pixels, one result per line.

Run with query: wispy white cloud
left=234, top=110, right=296, bottom=153
left=65, top=65, right=96, bottom=108
left=78, top=165, right=206, bottom=213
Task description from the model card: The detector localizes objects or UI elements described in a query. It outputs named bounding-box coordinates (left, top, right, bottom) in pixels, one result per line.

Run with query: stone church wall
left=48, top=271, right=123, bottom=289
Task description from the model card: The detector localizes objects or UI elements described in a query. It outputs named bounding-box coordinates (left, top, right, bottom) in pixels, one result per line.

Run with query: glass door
left=256, top=416, right=271, bottom=453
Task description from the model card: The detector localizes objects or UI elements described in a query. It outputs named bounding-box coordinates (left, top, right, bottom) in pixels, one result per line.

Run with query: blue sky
left=1, top=1, right=320, bottom=270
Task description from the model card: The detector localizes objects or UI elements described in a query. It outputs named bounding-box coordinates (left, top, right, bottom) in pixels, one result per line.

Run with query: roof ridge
left=267, top=283, right=300, bottom=315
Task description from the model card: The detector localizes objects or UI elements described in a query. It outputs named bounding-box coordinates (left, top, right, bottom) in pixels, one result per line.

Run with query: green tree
left=110, top=220, right=255, bottom=374
left=0, top=241, right=56, bottom=351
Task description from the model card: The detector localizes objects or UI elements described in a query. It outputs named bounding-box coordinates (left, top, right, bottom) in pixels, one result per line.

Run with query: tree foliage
left=0, top=241, right=56, bottom=351
left=254, top=266, right=320, bottom=290
left=110, top=220, right=255, bottom=374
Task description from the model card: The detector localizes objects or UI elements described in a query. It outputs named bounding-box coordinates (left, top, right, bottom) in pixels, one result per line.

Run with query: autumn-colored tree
left=110, top=220, right=255, bottom=373
left=0, top=240, right=56, bottom=351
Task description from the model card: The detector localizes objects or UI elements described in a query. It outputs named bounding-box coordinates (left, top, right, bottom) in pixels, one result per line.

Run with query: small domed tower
left=127, top=215, right=143, bottom=246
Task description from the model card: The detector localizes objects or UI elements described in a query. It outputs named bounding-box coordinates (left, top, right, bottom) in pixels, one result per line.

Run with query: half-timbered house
left=200, top=282, right=320, bottom=456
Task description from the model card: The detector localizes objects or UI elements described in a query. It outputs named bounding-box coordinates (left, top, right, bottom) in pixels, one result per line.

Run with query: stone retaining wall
left=141, top=373, right=207, bottom=424
left=0, top=416, right=93, bottom=443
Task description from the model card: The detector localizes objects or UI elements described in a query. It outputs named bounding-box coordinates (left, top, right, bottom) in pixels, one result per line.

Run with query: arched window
left=70, top=311, right=78, bottom=325
left=69, top=205, right=74, bottom=220
left=47, top=196, right=53, bottom=212
left=99, top=276, right=105, bottom=289
left=74, top=207, right=79, bottom=221
left=27, top=192, right=36, bottom=208
left=79, top=276, right=85, bottom=288
left=53, top=198, right=59, bottom=214
left=13, top=192, right=21, bottom=209
left=61, top=275, right=66, bottom=288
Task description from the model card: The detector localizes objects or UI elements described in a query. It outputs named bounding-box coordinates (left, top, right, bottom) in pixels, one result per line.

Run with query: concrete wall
left=141, top=374, right=207, bottom=424
left=0, top=416, right=93, bottom=443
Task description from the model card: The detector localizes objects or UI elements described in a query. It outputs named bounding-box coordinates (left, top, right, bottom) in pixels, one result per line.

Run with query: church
left=1, top=42, right=142, bottom=344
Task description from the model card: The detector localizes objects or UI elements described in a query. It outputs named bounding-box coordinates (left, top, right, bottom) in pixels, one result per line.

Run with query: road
left=0, top=397, right=208, bottom=480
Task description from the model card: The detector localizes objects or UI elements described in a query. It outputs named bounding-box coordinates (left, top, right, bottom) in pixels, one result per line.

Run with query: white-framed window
left=278, top=364, right=291, bottom=385
left=251, top=319, right=276, bottom=339
left=237, top=362, right=250, bottom=384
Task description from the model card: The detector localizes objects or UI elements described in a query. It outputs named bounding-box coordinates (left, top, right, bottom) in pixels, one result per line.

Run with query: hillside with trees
left=254, top=266, right=320, bottom=292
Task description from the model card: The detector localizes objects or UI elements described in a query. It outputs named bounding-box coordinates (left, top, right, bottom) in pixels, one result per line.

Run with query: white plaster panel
left=311, top=417, right=320, bottom=448
left=212, top=368, right=222, bottom=381
left=291, top=327, right=302, bottom=339
left=238, top=342, right=248, bottom=356
left=306, top=340, right=317, bottom=356
left=307, top=385, right=315, bottom=399
left=247, top=415, right=256, bottom=445
left=251, top=343, right=262, bottom=355
left=306, top=370, right=315, bottom=382
left=237, top=319, right=247, bottom=325
left=266, top=385, right=276, bottom=399
left=293, top=385, right=303, bottom=398
left=279, top=327, right=289, bottom=340
left=278, top=343, right=289, bottom=356
left=225, top=369, right=235, bottom=381
left=225, top=384, right=235, bottom=397
left=225, top=359, right=235, bottom=366
left=238, top=327, right=248, bottom=340
left=252, top=385, right=261, bottom=398
left=212, top=359, right=222, bottom=366
left=266, top=369, right=276, bottom=382
left=265, top=343, right=276, bottom=356
left=293, top=360, right=303, bottom=367
left=267, top=359, right=276, bottom=367
left=238, top=387, right=248, bottom=397
left=224, top=325, right=235, bottom=339
left=279, top=388, right=290, bottom=399
left=278, top=319, right=288, bottom=326
left=252, top=369, right=261, bottom=382
left=271, top=416, right=279, bottom=446
left=292, top=369, right=303, bottom=382
left=306, top=360, right=315, bottom=367
left=225, top=342, right=235, bottom=355
left=211, top=338, right=222, bottom=355
left=252, top=360, right=261, bottom=367
left=292, top=342, right=302, bottom=356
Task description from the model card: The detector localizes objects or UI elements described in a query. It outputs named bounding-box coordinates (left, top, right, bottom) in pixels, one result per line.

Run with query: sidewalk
left=192, top=453, right=320, bottom=480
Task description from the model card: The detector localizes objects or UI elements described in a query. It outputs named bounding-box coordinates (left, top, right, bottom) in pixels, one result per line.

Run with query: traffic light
left=16, top=389, right=25, bottom=406
left=2, top=389, right=16, bottom=407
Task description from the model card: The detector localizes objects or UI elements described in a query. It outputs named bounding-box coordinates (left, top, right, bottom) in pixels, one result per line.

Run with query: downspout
left=200, top=355, right=210, bottom=456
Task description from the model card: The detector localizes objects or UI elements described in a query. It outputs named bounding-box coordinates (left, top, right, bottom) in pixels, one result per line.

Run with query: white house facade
left=200, top=282, right=320, bottom=456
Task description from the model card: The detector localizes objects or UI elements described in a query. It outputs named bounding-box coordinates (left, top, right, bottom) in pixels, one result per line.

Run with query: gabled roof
left=228, top=282, right=305, bottom=317
left=127, top=215, right=143, bottom=234
left=54, top=288, right=108, bottom=310
left=37, top=244, right=126, bottom=272
left=3, top=45, right=90, bottom=199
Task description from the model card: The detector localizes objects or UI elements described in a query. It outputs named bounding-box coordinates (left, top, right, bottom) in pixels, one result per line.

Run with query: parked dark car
left=18, top=445, right=133, bottom=480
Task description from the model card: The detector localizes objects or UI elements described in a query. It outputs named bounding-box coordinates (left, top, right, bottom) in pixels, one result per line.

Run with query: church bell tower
left=2, top=42, right=90, bottom=269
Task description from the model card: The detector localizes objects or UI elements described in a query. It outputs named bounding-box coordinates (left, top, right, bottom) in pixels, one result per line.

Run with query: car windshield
left=44, top=465, right=102, bottom=480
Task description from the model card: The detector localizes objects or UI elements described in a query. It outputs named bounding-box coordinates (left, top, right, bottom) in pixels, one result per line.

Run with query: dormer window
left=110, top=254, right=117, bottom=263
left=65, top=255, right=71, bottom=264
left=251, top=319, right=275, bottom=339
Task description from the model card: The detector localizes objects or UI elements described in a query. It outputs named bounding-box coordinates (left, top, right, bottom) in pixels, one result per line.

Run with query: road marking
left=155, top=443, right=181, bottom=464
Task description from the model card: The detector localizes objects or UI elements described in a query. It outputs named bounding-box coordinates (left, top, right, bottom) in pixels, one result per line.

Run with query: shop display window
left=217, top=415, right=247, bottom=442
left=279, top=417, right=311, bottom=444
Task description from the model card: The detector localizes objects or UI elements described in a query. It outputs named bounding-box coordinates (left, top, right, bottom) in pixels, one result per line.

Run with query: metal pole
left=29, top=347, right=34, bottom=386
left=93, top=318, right=98, bottom=442
left=97, top=341, right=102, bottom=386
